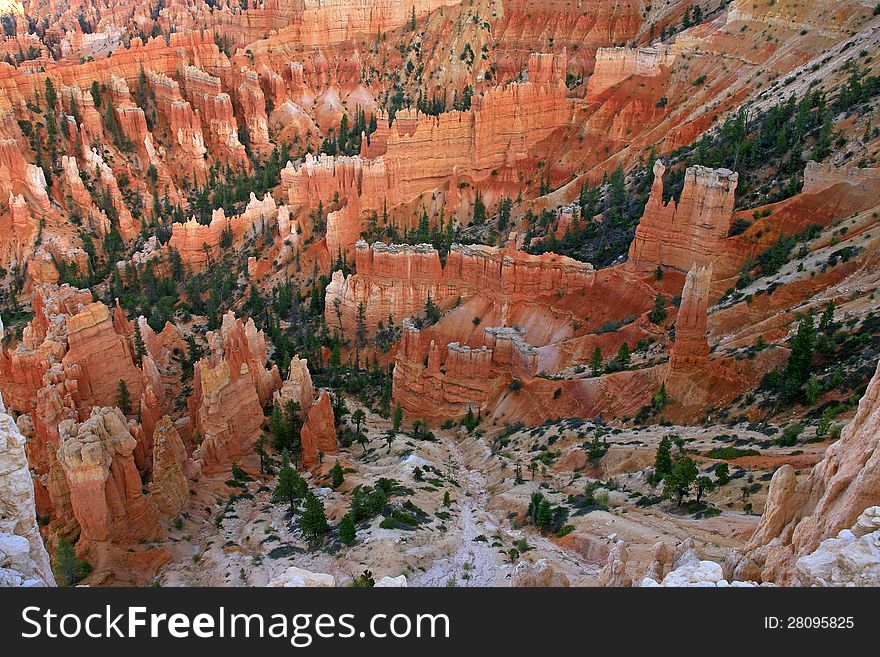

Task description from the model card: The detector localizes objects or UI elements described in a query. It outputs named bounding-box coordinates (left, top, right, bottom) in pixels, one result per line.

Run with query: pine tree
left=472, top=191, right=486, bottom=225
left=783, top=310, right=816, bottom=400
left=133, top=320, right=146, bottom=362
left=330, top=460, right=345, bottom=489
left=818, top=301, right=836, bottom=336
left=648, top=294, right=668, bottom=324
left=616, top=342, right=631, bottom=369
left=605, top=165, right=627, bottom=226
left=695, top=476, right=715, bottom=504
left=663, top=456, right=698, bottom=506
left=339, top=514, right=356, bottom=546
left=300, top=491, right=330, bottom=540
left=652, top=382, right=669, bottom=411
left=392, top=402, right=404, bottom=432
left=590, top=346, right=603, bottom=376
left=424, top=292, right=441, bottom=325
left=52, top=538, right=91, bottom=586
left=715, top=462, right=731, bottom=485
left=117, top=379, right=131, bottom=415
left=536, top=498, right=553, bottom=532
left=270, top=402, right=287, bottom=451
left=273, top=449, right=306, bottom=513
left=654, top=436, right=673, bottom=481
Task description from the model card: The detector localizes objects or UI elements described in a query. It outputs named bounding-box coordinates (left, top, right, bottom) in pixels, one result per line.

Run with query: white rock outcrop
left=796, top=507, right=880, bottom=587
left=375, top=575, right=408, bottom=587
left=0, top=337, right=55, bottom=586
left=268, top=566, right=336, bottom=587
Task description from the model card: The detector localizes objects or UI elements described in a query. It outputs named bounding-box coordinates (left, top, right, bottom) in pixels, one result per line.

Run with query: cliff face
left=189, top=312, right=281, bottom=472
left=628, top=160, right=739, bottom=277
left=744, top=358, right=880, bottom=584
left=57, top=407, right=163, bottom=544
left=325, top=240, right=595, bottom=336
left=0, top=372, right=55, bottom=587
left=586, top=46, right=677, bottom=100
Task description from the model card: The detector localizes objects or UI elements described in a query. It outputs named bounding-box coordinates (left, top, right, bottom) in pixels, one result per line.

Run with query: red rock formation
left=61, top=301, right=143, bottom=409
left=146, top=416, right=189, bottom=517
left=392, top=322, right=536, bottom=420
left=628, top=161, right=738, bottom=277
left=668, top=264, right=712, bottom=369
left=80, top=145, right=138, bottom=240
left=180, top=65, right=247, bottom=166
left=300, top=390, right=337, bottom=468
left=744, top=357, right=880, bottom=584
left=325, top=240, right=595, bottom=336
left=167, top=192, right=277, bottom=271
left=0, top=138, right=51, bottom=213
left=280, top=53, right=572, bottom=256
left=274, top=356, right=315, bottom=411
left=0, top=192, right=39, bottom=279
left=57, top=407, right=163, bottom=544
left=235, top=67, right=270, bottom=150
left=188, top=312, right=281, bottom=472
left=0, top=284, right=90, bottom=415
left=586, top=46, right=677, bottom=100
left=801, top=160, right=880, bottom=194
left=147, top=70, right=208, bottom=180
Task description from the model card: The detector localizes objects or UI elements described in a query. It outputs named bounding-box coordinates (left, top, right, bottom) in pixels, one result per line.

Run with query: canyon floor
left=154, top=399, right=833, bottom=586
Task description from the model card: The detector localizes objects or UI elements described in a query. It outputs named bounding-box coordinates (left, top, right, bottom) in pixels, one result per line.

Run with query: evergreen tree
left=715, top=462, right=731, bottom=485
left=783, top=310, right=816, bottom=400
left=300, top=491, right=330, bottom=540
left=117, top=379, right=131, bottom=415
left=695, top=476, right=715, bottom=504
left=392, top=402, right=404, bottom=433
left=472, top=191, right=486, bottom=225
left=652, top=382, right=670, bottom=411
left=663, top=456, right=698, bottom=506
left=818, top=301, right=836, bottom=336
left=648, top=294, right=668, bottom=324
left=339, top=514, right=356, bottom=546
left=273, top=449, right=307, bottom=513
left=616, top=342, right=631, bottom=369
left=605, top=165, right=627, bottom=226
left=536, top=498, right=553, bottom=532
left=133, top=320, right=145, bottom=362
left=52, top=538, right=91, bottom=586
left=330, top=460, right=345, bottom=489
left=352, top=570, right=375, bottom=587
left=654, top=436, right=673, bottom=481
left=424, top=292, right=441, bottom=325
left=590, top=346, right=603, bottom=376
